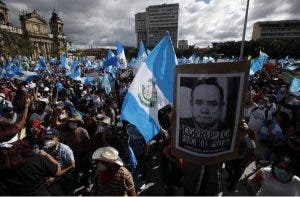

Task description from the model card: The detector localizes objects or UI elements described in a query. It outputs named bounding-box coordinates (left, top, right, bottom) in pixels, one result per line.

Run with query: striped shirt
left=93, top=166, right=134, bottom=196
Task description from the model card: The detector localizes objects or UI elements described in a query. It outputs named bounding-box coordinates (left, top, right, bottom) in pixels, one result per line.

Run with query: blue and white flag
left=38, top=55, right=50, bottom=73
left=128, top=58, right=137, bottom=67
left=188, top=54, right=196, bottom=64
left=147, top=49, right=151, bottom=55
left=121, top=33, right=177, bottom=142
left=101, top=73, right=111, bottom=94
left=137, top=40, right=147, bottom=61
left=289, top=77, right=300, bottom=93
left=107, top=49, right=115, bottom=59
left=23, top=71, right=38, bottom=83
left=116, top=40, right=127, bottom=69
left=60, top=55, right=70, bottom=70
left=68, top=65, right=81, bottom=80
left=249, top=51, right=269, bottom=75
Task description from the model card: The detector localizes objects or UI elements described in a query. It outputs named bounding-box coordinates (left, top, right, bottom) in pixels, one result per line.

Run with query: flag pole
left=239, top=0, right=250, bottom=60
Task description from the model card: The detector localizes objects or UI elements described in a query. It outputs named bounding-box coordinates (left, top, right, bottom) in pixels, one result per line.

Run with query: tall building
left=0, top=0, right=67, bottom=59
left=178, top=40, right=188, bottom=50
left=252, top=20, right=300, bottom=41
left=135, top=3, right=179, bottom=48
left=135, top=12, right=147, bottom=46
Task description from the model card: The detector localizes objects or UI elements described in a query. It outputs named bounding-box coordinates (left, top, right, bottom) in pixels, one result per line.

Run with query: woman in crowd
left=252, top=155, right=300, bottom=196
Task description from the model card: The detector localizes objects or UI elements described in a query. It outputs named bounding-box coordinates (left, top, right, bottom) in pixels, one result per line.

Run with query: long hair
left=0, top=139, right=34, bottom=171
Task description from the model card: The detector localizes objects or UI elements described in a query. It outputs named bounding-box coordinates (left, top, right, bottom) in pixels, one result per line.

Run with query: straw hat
left=92, top=146, right=123, bottom=166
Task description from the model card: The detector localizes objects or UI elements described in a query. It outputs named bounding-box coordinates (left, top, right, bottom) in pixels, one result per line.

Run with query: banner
left=171, top=61, right=249, bottom=165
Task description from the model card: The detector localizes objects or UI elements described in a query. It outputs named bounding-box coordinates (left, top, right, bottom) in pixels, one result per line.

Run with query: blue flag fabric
left=38, top=56, right=50, bottom=73
left=56, top=82, right=64, bottom=92
left=289, top=77, right=300, bottom=93
left=104, top=56, right=118, bottom=67
left=116, top=40, right=127, bottom=69
left=68, top=65, right=81, bottom=80
left=60, top=55, right=70, bottom=70
left=101, top=73, right=111, bottom=94
left=250, top=51, right=269, bottom=75
left=121, top=33, right=177, bottom=142
left=137, top=40, right=147, bottom=61
left=107, top=49, right=115, bottom=59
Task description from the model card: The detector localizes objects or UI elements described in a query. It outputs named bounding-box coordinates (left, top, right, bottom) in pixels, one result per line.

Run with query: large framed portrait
left=171, top=61, right=249, bottom=165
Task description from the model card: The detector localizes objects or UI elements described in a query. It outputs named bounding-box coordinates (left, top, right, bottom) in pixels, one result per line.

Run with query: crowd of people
left=0, top=56, right=299, bottom=196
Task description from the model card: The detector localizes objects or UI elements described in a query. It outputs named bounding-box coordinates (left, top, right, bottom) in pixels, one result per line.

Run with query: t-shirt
left=244, top=103, right=258, bottom=120
left=257, top=167, right=300, bottom=196
left=0, top=154, right=58, bottom=195
left=248, top=107, right=271, bottom=133
left=93, top=166, right=135, bottom=196
left=46, top=142, right=75, bottom=169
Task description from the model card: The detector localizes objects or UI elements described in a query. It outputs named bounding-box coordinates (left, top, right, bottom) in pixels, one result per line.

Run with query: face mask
left=97, top=162, right=107, bottom=172
left=69, top=123, right=78, bottom=130
left=0, top=97, right=4, bottom=102
left=44, top=140, right=55, bottom=149
left=59, top=114, right=66, bottom=120
left=274, top=167, right=292, bottom=182
left=281, top=88, right=286, bottom=92
left=79, top=87, right=83, bottom=90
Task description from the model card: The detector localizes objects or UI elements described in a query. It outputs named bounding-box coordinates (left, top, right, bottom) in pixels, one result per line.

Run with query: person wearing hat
left=43, top=128, right=76, bottom=195
left=91, top=146, right=136, bottom=196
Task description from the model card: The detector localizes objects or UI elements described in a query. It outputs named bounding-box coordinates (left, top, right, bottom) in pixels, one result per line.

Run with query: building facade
left=75, top=47, right=113, bottom=60
left=178, top=39, right=188, bottom=50
left=252, top=20, right=300, bottom=41
left=0, top=0, right=67, bottom=60
left=135, top=3, right=179, bottom=48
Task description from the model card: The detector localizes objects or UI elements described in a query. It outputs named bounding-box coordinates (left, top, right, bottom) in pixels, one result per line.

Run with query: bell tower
left=49, top=9, right=63, bottom=35
left=49, top=10, right=67, bottom=56
left=0, top=0, right=9, bottom=25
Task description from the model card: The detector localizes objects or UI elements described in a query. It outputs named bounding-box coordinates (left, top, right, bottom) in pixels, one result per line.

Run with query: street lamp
left=239, top=0, right=250, bottom=60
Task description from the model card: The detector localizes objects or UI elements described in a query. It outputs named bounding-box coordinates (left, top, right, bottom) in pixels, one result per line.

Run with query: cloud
left=3, top=0, right=299, bottom=48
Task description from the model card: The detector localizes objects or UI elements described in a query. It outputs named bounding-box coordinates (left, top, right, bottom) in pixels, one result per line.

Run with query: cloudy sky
left=4, top=0, right=300, bottom=48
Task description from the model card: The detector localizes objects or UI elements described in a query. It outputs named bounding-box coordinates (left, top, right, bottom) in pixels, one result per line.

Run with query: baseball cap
left=44, top=128, right=60, bottom=140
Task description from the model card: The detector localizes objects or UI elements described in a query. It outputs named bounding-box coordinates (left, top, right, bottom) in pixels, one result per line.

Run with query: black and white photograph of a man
left=176, top=73, right=244, bottom=157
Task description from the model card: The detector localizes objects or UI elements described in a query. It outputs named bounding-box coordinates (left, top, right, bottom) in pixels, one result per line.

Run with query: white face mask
left=0, top=97, right=4, bottom=102
left=79, top=87, right=83, bottom=90
left=59, top=114, right=66, bottom=120
left=97, top=162, right=107, bottom=172
left=44, top=140, right=55, bottom=149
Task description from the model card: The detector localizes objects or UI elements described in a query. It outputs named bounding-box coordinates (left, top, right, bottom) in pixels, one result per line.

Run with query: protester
left=91, top=146, right=136, bottom=196
left=252, top=155, right=300, bottom=196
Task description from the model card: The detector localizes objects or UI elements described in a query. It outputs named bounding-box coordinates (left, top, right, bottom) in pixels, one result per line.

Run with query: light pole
left=239, top=0, right=250, bottom=60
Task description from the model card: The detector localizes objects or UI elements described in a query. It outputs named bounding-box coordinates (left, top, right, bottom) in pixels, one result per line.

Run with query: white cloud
left=4, top=0, right=299, bottom=48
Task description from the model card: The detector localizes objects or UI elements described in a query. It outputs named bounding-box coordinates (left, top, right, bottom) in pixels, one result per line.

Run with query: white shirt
left=257, top=167, right=300, bottom=196
left=248, top=107, right=269, bottom=133
left=244, top=103, right=258, bottom=119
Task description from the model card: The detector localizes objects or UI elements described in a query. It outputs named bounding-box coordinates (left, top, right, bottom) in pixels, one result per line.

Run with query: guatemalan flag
left=137, top=40, right=147, bottom=61
left=121, top=33, right=177, bottom=142
left=116, top=40, right=127, bottom=69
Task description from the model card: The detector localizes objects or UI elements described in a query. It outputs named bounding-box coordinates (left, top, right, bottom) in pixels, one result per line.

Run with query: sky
left=4, top=0, right=300, bottom=48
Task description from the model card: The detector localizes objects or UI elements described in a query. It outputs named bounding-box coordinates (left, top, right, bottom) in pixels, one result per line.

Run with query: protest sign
left=171, top=61, right=249, bottom=165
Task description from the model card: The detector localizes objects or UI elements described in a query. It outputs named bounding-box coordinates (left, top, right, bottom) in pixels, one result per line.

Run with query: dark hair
left=190, top=77, right=225, bottom=108
left=271, top=155, right=292, bottom=175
